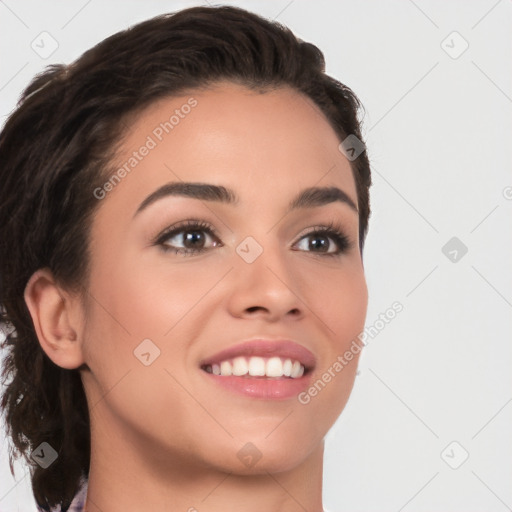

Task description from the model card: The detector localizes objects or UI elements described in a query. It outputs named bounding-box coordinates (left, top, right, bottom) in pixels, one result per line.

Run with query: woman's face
left=80, top=82, right=368, bottom=474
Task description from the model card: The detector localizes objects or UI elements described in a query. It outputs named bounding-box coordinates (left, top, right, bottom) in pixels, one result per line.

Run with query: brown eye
left=155, top=220, right=221, bottom=256
left=293, top=222, right=352, bottom=257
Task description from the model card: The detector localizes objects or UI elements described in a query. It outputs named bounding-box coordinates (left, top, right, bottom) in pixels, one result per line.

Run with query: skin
left=24, top=82, right=368, bottom=512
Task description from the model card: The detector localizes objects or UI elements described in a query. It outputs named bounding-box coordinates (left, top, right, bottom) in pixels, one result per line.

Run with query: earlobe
left=24, top=268, right=86, bottom=370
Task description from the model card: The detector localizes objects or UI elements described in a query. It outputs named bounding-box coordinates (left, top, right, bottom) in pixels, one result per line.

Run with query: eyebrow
left=134, top=181, right=358, bottom=217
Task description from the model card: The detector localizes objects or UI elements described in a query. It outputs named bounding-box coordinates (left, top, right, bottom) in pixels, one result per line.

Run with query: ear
left=24, top=268, right=86, bottom=370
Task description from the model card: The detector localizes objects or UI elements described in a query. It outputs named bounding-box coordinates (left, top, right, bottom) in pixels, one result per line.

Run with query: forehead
left=99, top=82, right=358, bottom=215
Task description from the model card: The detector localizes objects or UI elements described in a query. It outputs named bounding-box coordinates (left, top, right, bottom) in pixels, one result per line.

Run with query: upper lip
left=200, top=338, right=317, bottom=371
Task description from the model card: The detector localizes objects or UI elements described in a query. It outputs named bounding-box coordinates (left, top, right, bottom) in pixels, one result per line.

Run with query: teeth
left=283, top=359, right=292, bottom=377
left=291, top=360, right=303, bottom=378
left=220, top=360, right=232, bottom=376
left=232, top=356, right=248, bottom=376
left=206, top=356, right=305, bottom=378
left=266, top=357, right=283, bottom=377
left=248, top=356, right=266, bottom=376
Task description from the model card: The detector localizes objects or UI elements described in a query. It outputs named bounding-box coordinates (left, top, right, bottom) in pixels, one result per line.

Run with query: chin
left=198, top=425, right=323, bottom=476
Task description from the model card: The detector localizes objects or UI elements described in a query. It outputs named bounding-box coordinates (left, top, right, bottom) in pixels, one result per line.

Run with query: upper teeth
left=206, top=356, right=305, bottom=378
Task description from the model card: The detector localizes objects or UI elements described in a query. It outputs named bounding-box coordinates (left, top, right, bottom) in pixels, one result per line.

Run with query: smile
left=199, top=338, right=315, bottom=399
left=203, top=356, right=305, bottom=378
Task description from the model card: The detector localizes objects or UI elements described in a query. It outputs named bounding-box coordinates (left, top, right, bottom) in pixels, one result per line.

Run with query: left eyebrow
left=133, top=181, right=358, bottom=218
left=289, top=185, right=358, bottom=213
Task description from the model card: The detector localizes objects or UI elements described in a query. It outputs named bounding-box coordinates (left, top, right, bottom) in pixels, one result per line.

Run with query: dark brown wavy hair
left=0, top=5, right=372, bottom=511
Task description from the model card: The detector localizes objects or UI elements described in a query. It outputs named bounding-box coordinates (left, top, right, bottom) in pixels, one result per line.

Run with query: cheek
left=81, top=259, right=200, bottom=448
left=87, top=248, right=227, bottom=339
left=81, top=251, right=233, bottom=396
left=306, top=261, right=368, bottom=347
left=299, top=263, right=367, bottom=413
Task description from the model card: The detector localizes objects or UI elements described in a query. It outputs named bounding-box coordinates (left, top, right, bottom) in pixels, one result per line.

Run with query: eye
left=293, top=221, right=353, bottom=257
left=153, top=219, right=353, bottom=258
left=154, top=219, right=221, bottom=256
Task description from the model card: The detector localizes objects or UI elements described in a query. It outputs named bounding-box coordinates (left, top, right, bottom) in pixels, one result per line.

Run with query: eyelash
left=153, top=219, right=353, bottom=258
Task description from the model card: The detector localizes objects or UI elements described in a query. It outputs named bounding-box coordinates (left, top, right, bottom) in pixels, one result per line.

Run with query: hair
left=0, top=5, right=372, bottom=511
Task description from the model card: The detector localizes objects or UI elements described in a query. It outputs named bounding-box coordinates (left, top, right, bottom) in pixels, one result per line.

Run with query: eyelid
left=292, top=220, right=354, bottom=254
left=153, top=218, right=354, bottom=256
left=152, top=219, right=219, bottom=244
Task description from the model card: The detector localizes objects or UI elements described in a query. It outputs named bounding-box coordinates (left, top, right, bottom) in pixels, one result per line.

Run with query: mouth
left=202, top=356, right=307, bottom=379
left=199, top=339, right=316, bottom=400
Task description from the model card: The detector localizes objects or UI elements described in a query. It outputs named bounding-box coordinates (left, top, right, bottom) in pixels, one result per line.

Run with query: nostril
left=246, top=306, right=266, bottom=313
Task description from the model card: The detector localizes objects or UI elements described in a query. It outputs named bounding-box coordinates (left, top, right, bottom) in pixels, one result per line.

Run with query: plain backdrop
left=1, top=1, right=511, bottom=511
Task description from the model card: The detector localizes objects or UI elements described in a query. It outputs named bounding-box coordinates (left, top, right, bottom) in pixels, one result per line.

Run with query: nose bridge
left=235, top=232, right=289, bottom=280
left=230, top=232, right=303, bottom=316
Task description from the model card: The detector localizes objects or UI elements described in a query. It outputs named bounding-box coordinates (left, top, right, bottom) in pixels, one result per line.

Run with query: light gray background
left=1, top=1, right=511, bottom=511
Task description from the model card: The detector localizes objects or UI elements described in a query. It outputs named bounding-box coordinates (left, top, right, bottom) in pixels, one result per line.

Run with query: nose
left=226, top=239, right=305, bottom=322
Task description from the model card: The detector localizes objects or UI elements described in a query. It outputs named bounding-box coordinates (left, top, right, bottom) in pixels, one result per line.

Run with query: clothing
left=36, top=479, right=87, bottom=512
left=63, top=481, right=87, bottom=512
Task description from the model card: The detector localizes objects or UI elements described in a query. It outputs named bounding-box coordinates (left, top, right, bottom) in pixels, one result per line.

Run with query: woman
left=0, top=5, right=371, bottom=511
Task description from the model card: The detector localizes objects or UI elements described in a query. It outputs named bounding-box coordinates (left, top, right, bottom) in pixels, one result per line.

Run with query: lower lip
left=202, top=371, right=312, bottom=400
